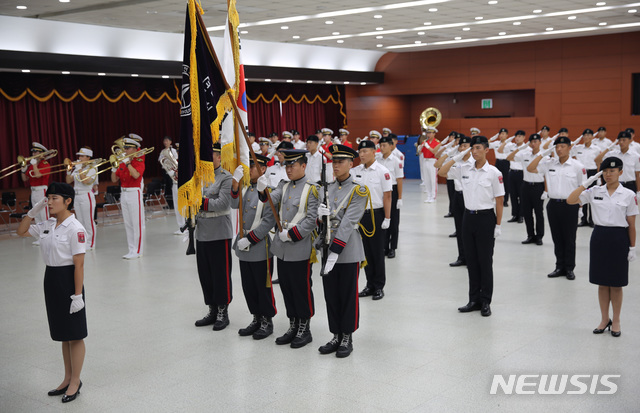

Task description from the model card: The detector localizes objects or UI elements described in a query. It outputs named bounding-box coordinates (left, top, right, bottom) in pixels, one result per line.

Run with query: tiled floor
left=1, top=181, right=638, bottom=412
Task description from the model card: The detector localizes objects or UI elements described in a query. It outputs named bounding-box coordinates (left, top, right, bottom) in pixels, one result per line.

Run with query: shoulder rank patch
left=384, top=173, right=390, bottom=180
left=77, top=232, right=86, bottom=243
left=498, top=176, right=503, bottom=184
left=582, top=168, right=586, bottom=174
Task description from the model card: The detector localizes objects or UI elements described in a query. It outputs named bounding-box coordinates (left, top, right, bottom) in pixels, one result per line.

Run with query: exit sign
left=481, top=99, right=493, bottom=109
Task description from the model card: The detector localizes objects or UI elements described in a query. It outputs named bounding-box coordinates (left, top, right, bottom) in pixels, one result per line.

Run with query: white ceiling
left=1, top=0, right=640, bottom=53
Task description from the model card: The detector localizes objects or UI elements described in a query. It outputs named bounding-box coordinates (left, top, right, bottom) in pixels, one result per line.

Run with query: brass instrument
left=355, top=137, right=368, bottom=145
left=0, top=149, right=58, bottom=180
left=111, top=138, right=126, bottom=157
left=416, top=107, right=442, bottom=155
left=159, top=147, right=178, bottom=183
left=29, top=157, right=104, bottom=178
left=91, top=147, right=154, bottom=178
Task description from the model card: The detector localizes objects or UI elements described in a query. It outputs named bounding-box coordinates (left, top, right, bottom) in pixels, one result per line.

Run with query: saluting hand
left=539, top=146, right=554, bottom=158
left=583, top=171, right=603, bottom=188
left=69, top=294, right=84, bottom=314
left=607, top=139, right=618, bottom=150
left=452, top=147, right=471, bottom=163
left=27, top=197, right=48, bottom=219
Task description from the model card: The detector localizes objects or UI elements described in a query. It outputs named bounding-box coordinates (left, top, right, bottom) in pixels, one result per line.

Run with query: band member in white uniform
left=291, top=130, right=306, bottom=150
left=158, top=137, right=184, bottom=234
left=111, top=138, right=145, bottom=259
left=66, top=147, right=97, bottom=249
left=567, top=157, right=637, bottom=337
left=21, top=143, right=52, bottom=235
left=418, top=126, right=440, bottom=203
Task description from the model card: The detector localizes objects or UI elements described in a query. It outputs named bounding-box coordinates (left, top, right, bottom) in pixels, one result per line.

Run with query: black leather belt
left=524, top=181, right=544, bottom=185
left=550, top=198, right=566, bottom=202
left=465, top=208, right=493, bottom=215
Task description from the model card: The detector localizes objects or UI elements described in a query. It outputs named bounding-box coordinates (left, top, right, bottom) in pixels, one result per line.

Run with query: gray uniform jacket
left=267, top=176, right=319, bottom=262
left=196, top=167, right=233, bottom=242
left=231, top=182, right=275, bottom=262
left=319, top=176, right=368, bottom=264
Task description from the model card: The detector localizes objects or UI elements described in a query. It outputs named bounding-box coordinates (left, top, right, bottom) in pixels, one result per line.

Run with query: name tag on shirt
left=594, top=196, right=603, bottom=200
left=549, top=169, right=556, bottom=172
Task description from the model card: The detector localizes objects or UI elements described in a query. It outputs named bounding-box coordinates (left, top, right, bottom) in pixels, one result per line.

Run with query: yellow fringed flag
left=177, top=0, right=229, bottom=218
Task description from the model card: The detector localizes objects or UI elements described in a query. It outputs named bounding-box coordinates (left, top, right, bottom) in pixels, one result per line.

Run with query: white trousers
left=121, top=189, right=145, bottom=256
left=421, top=158, right=438, bottom=200
left=171, top=183, right=185, bottom=228
left=75, top=191, right=96, bottom=248
left=31, top=186, right=49, bottom=224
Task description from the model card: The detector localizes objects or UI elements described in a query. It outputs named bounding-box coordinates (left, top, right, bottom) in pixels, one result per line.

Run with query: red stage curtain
left=281, top=100, right=326, bottom=138
left=247, top=99, right=281, bottom=137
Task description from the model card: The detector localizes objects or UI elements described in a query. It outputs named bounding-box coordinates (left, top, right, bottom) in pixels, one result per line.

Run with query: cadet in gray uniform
left=231, top=154, right=277, bottom=340
left=316, top=144, right=369, bottom=358
left=257, top=149, right=319, bottom=349
left=194, top=143, right=234, bottom=331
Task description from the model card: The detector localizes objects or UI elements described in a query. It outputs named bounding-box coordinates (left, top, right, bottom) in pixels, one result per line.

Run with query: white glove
left=452, top=147, right=471, bottom=163
left=629, top=247, right=637, bottom=262
left=494, top=225, right=501, bottom=238
left=27, top=197, right=48, bottom=218
left=443, top=140, right=456, bottom=149
left=583, top=171, right=603, bottom=188
left=323, top=252, right=339, bottom=275
left=516, top=142, right=528, bottom=151
left=489, top=133, right=499, bottom=141
left=278, top=230, right=291, bottom=242
left=232, top=165, right=244, bottom=183
left=397, top=199, right=403, bottom=209
left=69, top=294, right=84, bottom=314
left=505, top=136, right=515, bottom=143
left=540, top=146, right=554, bottom=158
left=111, top=167, right=118, bottom=173
left=67, top=166, right=75, bottom=176
left=318, top=146, right=326, bottom=154
left=237, top=237, right=251, bottom=251
left=578, top=208, right=584, bottom=219
left=167, top=170, right=175, bottom=178
left=572, top=135, right=583, bottom=146
left=607, top=139, right=618, bottom=150
left=381, top=218, right=390, bottom=229
left=30, top=158, right=38, bottom=165
left=257, top=175, right=268, bottom=192
left=21, top=165, right=29, bottom=173
left=541, top=191, right=549, bottom=200
left=317, top=203, right=330, bottom=218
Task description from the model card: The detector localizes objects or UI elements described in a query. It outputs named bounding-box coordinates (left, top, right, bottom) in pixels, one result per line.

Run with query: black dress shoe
left=565, top=270, right=575, bottom=280
left=372, top=289, right=384, bottom=300
left=521, top=237, right=535, bottom=244
left=61, top=381, right=82, bottom=403
left=449, top=232, right=457, bottom=238
left=517, top=217, right=524, bottom=223
left=535, top=238, right=543, bottom=245
left=593, top=319, right=612, bottom=334
left=387, top=249, right=396, bottom=259
left=481, top=302, right=492, bottom=317
left=449, top=259, right=466, bottom=267
left=358, top=286, right=373, bottom=297
left=458, top=301, right=481, bottom=312
left=507, top=216, right=518, bottom=223
left=48, top=385, right=69, bottom=396
left=444, top=212, right=454, bottom=218
left=318, top=334, right=340, bottom=354
left=547, top=268, right=565, bottom=278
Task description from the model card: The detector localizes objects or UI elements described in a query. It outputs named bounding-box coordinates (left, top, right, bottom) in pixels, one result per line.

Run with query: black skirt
left=44, top=265, right=88, bottom=341
left=589, top=226, right=630, bottom=287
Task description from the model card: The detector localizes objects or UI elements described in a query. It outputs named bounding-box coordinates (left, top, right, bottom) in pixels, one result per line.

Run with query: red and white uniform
left=70, top=165, right=98, bottom=249
left=420, top=139, right=439, bottom=201
left=320, top=144, right=335, bottom=183
left=27, top=161, right=51, bottom=224
left=116, top=157, right=145, bottom=257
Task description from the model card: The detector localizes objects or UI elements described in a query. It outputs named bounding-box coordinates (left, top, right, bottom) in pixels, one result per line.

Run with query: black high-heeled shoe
left=593, top=319, right=612, bottom=334
left=47, top=384, right=69, bottom=396
left=611, top=330, right=621, bottom=337
left=61, top=381, right=82, bottom=403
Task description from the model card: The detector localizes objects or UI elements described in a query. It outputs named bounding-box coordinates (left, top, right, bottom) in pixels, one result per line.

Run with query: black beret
left=277, top=141, right=294, bottom=150
left=597, top=126, right=606, bottom=132
left=46, top=182, right=75, bottom=208
left=515, top=130, right=526, bottom=136
left=269, top=132, right=278, bottom=138
left=359, top=140, right=376, bottom=150
left=380, top=136, right=393, bottom=144
left=470, top=135, right=489, bottom=146
left=529, top=133, right=541, bottom=141
left=541, top=125, right=550, bottom=131
left=499, top=128, right=508, bottom=133
left=583, top=128, right=594, bottom=135
left=291, top=129, right=300, bottom=135
left=247, top=132, right=256, bottom=137
left=458, top=135, right=472, bottom=145
left=618, top=131, right=632, bottom=139
left=389, top=133, right=398, bottom=140
left=558, top=127, right=568, bottom=133
left=306, top=135, right=319, bottom=143
left=315, top=129, right=322, bottom=134
left=554, top=136, right=571, bottom=145
left=449, top=131, right=458, bottom=137
left=600, top=156, right=623, bottom=171
left=625, top=127, right=635, bottom=134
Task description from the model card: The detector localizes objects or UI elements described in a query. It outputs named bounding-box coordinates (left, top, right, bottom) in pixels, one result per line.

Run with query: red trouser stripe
left=306, top=261, right=314, bottom=317
left=136, top=190, right=142, bottom=253
left=225, top=239, right=231, bottom=302
left=87, top=193, right=95, bottom=248
left=354, top=262, right=360, bottom=331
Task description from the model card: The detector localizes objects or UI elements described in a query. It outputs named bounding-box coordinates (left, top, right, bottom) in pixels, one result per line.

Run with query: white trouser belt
left=200, top=210, right=230, bottom=218
left=31, top=185, right=47, bottom=191
left=75, top=190, right=91, bottom=195
left=121, top=187, right=140, bottom=192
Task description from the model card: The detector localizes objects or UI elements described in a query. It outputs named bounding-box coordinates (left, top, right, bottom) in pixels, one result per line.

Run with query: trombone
left=0, top=149, right=58, bottom=180
left=89, top=147, right=154, bottom=180
left=28, top=157, right=104, bottom=178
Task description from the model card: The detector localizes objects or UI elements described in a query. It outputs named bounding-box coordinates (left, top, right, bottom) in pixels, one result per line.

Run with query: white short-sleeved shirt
left=592, top=137, right=614, bottom=151
left=445, top=146, right=459, bottom=179
left=266, top=164, right=289, bottom=188
left=71, top=165, right=98, bottom=193
left=502, top=142, right=524, bottom=170
left=571, top=143, right=600, bottom=170
left=305, top=151, right=323, bottom=183
left=29, top=215, right=87, bottom=266
left=293, top=140, right=306, bottom=150
left=490, top=140, right=510, bottom=160
left=375, top=153, right=404, bottom=184
left=579, top=184, right=638, bottom=227
left=452, top=157, right=474, bottom=191
left=450, top=161, right=505, bottom=210
left=536, top=157, right=587, bottom=199
left=351, top=161, right=393, bottom=209
left=392, top=147, right=405, bottom=163
left=515, top=148, right=545, bottom=183
left=603, top=149, right=640, bottom=182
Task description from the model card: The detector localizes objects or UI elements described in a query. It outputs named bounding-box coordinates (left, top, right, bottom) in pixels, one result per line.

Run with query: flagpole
left=196, top=10, right=283, bottom=232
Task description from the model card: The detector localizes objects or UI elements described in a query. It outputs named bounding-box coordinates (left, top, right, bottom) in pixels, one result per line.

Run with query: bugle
left=0, top=149, right=58, bottom=180
left=91, top=147, right=154, bottom=179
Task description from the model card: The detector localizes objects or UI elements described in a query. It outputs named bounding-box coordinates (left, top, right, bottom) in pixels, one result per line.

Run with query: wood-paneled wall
left=345, top=31, right=640, bottom=141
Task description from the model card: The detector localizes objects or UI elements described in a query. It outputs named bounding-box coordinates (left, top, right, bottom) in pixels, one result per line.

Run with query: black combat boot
left=195, top=305, right=215, bottom=327
left=275, top=318, right=297, bottom=345
left=290, top=318, right=312, bottom=348
left=336, top=333, right=353, bottom=358
left=212, top=305, right=229, bottom=331
left=252, top=316, right=273, bottom=340
left=238, top=315, right=259, bottom=336
left=318, top=334, right=340, bottom=354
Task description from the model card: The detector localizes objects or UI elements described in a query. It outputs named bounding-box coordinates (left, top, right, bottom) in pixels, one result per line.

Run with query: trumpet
left=91, top=147, right=154, bottom=179
left=0, top=149, right=58, bottom=180
left=29, top=157, right=104, bottom=178
left=355, top=137, right=369, bottom=145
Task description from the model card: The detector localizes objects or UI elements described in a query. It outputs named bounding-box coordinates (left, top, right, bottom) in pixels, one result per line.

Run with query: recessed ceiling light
left=131, top=74, right=138, bottom=77
left=546, top=27, right=554, bottom=31
left=463, top=27, right=470, bottom=31
left=337, top=39, right=344, bottom=43
left=281, top=26, right=289, bottom=30
left=429, top=8, right=438, bottom=12
left=16, top=5, right=27, bottom=9
left=265, top=79, right=271, bottom=82
left=596, top=2, right=606, bottom=5
left=533, top=9, right=542, bottom=13
left=418, top=31, right=425, bottom=35
left=332, top=32, right=340, bottom=35
left=286, top=79, right=293, bottom=83
left=513, top=22, right=521, bottom=25
left=599, top=22, right=607, bottom=25
left=475, top=16, right=484, bottom=20
left=22, top=69, right=30, bottom=73
left=499, top=32, right=506, bottom=35
left=415, top=40, right=422, bottom=44
left=488, top=0, right=498, bottom=4
left=98, top=73, right=106, bottom=76
left=162, top=75, right=169, bottom=79
left=455, top=36, right=462, bottom=40
left=59, top=0, right=70, bottom=3
left=325, top=20, right=333, bottom=24
left=568, top=16, right=577, bottom=20
left=240, top=30, right=248, bottom=34
left=376, top=35, right=383, bottom=39
left=344, top=81, right=350, bottom=85
left=374, top=14, right=382, bottom=19
left=361, top=82, right=367, bottom=85
left=377, top=44, right=383, bottom=47
left=376, top=27, right=384, bottom=30
left=326, top=81, right=332, bottom=84
left=629, top=9, right=637, bottom=13
left=61, top=71, right=70, bottom=75
left=307, top=80, right=313, bottom=83
left=424, top=22, right=432, bottom=26
left=293, top=35, right=300, bottom=39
